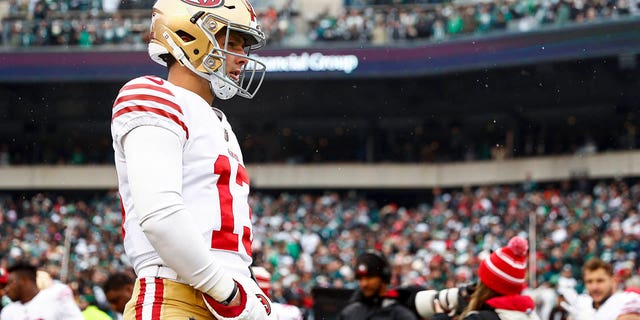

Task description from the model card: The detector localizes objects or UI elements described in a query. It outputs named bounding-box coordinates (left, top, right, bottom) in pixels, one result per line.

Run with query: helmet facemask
left=195, top=12, right=266, bottom=100
left=149, top=0, right=266, bottom=100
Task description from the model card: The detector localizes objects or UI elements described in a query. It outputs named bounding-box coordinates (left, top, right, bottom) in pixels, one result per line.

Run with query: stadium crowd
left=1, top=0, right=639, bottom=48
left=0, top=178, right=639, bottom=317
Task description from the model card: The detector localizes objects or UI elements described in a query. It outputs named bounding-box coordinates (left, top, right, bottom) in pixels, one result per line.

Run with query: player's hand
left=203, top=280, right=271, bottom=320
left=434, top=300, right=445, bottom=313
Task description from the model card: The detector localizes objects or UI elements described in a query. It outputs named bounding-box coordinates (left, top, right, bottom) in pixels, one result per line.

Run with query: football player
left=103, top=272, right=135, bottom=319
left=0, top=262, right=84, bottom=320
left=111, top=0, right=271, bottom=318
left=560, top=258, right=636, bottom=320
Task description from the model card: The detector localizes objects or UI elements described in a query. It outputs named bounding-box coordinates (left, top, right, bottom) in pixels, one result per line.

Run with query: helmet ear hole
left=193, top=49, right=199, bottom=55
left=175, top=30, right=195, bottom=42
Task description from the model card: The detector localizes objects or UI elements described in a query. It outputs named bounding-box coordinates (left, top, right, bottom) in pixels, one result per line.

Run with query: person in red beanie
left=430, top=236, right=541, bottom=320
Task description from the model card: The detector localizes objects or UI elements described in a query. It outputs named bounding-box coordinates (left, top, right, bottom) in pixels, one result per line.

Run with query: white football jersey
left=272, top=302, right=303, bottom=320
left=0, top=282, right=83, bottom=320
left=568, top=291, right=635, bottom=319
left=111, top=75, right=253, bottom=276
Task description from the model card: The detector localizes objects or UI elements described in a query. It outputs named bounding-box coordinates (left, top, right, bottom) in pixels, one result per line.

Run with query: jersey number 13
left=211, top=155, right=252, bottom=256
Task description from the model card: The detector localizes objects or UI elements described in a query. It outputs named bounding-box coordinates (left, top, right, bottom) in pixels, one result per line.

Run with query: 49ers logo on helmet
left=180, top=0, right=223, bottom=8
left=241, top=0, right=257, bottom=21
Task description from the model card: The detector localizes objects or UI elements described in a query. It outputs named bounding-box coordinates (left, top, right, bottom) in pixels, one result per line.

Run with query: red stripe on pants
left=152, top=278, right=164, bottom=319
left=135, top=278, right=147, bottom=320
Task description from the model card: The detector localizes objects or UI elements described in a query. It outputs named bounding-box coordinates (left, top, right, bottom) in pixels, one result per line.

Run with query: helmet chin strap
left=162, top=32, right=238, bottom=100
left=210, top=75, right=238, bottom=100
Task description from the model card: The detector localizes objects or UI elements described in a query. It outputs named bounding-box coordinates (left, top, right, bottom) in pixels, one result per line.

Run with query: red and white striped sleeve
left=111, top=76, right=189, bottom=149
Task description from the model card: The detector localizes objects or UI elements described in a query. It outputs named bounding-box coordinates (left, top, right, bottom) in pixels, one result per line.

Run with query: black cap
left=355, top=252, right=391, bottom=284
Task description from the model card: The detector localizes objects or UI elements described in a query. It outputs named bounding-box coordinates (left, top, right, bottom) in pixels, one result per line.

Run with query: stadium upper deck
left=1, top=0, right=638, bottom=48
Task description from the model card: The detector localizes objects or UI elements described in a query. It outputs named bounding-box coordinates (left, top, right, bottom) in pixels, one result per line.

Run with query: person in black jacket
left=338, top=251, right=417, bottom=320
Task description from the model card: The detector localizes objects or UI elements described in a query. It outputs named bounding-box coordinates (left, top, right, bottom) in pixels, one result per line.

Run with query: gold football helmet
left=149, top=0, right=266, bottom=99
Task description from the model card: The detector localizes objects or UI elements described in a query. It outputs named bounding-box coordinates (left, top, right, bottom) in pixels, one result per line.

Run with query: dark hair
left=103, top=272, right=134, bottom=293
left=159, top=54, right=177, bottom=69
left=7, top=262, right=37, bottom=283
left=461, top=281, right=499, bottom=318
left=582, top=258, right=613, bottom=277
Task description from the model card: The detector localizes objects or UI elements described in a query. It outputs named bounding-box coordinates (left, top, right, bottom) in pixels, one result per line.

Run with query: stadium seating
left=1, top=0, right=638, bottom=47
left=1, top=180, right=638, bottom=317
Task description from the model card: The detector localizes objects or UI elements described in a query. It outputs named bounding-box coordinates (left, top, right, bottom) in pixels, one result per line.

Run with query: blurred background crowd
left=1, top=177, right=639, bottom=317
left=1, top=0, right=638, bottom=48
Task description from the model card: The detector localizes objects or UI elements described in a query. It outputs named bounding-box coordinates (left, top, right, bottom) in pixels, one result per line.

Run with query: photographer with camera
left=414, top=236, right=541, bottom=320
left=338, top=251, right=417, bottom=320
